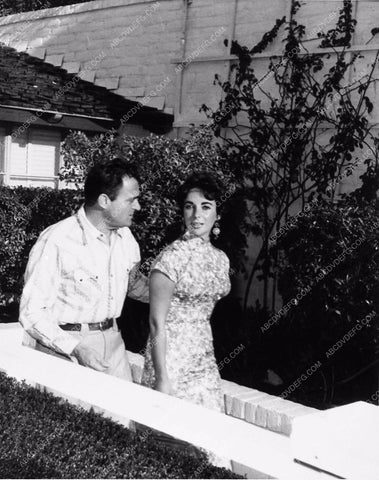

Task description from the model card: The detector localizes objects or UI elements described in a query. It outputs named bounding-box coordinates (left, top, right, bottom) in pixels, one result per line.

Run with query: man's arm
left=127, top=263, right=149, bottom=303
left=19, top=236, right=80, bottom=356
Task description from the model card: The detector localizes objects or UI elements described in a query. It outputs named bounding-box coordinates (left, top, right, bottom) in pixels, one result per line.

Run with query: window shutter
left=0, top=127, right=6, bottom=186
left=8, top=128, right=61, bottom=188
left=9, top=131, right=28, bottom=182
left=28, top=129, right=60, bottom=180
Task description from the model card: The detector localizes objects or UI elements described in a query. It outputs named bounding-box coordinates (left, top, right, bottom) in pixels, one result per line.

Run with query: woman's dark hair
left=177, top=171, right=225, bottom=212
left=84, top=157, right=140, bottom=206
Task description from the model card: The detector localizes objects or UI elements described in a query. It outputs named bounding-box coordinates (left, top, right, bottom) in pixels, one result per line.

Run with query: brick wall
left=17, top=325, right=319, bottom=437
left=128, top=349, right=318, bottom=437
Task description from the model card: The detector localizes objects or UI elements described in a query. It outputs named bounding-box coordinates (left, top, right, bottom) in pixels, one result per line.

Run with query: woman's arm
left=149, top=270, right=175, bottom=394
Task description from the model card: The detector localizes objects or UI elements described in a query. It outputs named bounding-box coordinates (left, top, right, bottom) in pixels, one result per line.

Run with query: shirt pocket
left=115, top=255, right=131, bottom=295
left=73, top=268, right=102, bottom=304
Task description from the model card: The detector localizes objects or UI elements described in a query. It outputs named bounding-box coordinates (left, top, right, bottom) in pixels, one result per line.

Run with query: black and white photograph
left=0, top=0, right=378, bottom=478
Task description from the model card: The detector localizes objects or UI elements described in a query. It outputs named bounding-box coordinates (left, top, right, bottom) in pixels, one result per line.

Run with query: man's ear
left=97, top=193, right=110, bottom=209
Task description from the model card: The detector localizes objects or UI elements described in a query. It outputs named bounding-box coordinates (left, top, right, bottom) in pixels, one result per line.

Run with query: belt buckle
left=99, top=319, right=109, bottom=331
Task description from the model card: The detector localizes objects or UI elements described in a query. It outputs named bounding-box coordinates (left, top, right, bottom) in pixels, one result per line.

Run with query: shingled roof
left=0, top=44, right=173, bottom=132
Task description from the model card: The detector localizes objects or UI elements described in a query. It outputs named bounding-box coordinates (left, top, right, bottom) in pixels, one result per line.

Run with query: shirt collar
left=76, top=205, right=123, bottom=245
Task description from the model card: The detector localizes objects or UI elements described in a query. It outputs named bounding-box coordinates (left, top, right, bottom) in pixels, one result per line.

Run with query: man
left=19, top=158, right=148, bottom=381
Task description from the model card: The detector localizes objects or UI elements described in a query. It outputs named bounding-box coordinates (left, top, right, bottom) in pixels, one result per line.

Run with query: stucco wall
left=0, top=0, right=378, bottom=132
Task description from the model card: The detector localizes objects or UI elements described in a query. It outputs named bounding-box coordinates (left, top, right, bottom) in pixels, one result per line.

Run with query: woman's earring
left=212, top=221, right=221, bottom=240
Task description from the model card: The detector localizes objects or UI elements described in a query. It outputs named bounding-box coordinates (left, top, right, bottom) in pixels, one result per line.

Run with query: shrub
left=14, top=186, right=83, bottom=266
left=0, top=131, right=244, bottom=307
left=0, top=186, right=82, bottom=306
left=60, top=129, right=246, bottom=274
left=0, top=189, right=30, bottom=305
left=0, top=372, right=239, bottom=479
left=208, top=196, right=379, bottom=409
left=262, top=196, right=379, bottom=407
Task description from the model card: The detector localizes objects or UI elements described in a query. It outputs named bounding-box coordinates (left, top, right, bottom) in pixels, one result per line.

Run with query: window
left=0, top=127, right=5, bottom=186
left=7, top=128, right=61, bottom=188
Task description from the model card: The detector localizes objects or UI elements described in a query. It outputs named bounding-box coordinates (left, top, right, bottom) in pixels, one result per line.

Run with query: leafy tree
left=202, top=0, right=379, bottom=313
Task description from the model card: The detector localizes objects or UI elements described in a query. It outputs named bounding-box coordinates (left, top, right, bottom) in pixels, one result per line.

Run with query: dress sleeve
left=151, top=241, right=186, bottom=284
left=222, top=251, right=230, bottom=272
left=218, top=250, right=232, bottom=297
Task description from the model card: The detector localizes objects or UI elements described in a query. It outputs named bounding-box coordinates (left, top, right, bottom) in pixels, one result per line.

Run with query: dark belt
left=59, top=318, right=114, bottom=332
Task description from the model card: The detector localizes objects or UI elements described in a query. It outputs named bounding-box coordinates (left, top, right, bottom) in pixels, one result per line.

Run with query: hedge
left=0, top=129, right=244, bottom=306
left=60, top=130, right=244, bottom=274
left=0, top=186, right=83, bottom=305
left=0, top=372, right=240, bottom=479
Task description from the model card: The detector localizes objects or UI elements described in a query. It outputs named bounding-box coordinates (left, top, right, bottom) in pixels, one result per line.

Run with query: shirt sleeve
left=19, top=235, right=80, bottom=356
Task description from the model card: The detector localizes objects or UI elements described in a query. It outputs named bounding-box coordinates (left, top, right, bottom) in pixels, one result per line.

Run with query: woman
left=141, top=171, right=231, bottom=415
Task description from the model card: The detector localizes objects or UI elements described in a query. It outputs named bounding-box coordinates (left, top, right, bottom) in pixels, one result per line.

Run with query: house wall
left=0, top=0, right=377, bottom=130
left=0, top=1, right=377, bottom=194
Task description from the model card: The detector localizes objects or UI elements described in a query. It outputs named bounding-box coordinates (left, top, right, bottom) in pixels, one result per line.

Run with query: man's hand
left=127, top=264, right=149, bottom=303
left=71, top=343, right=110, bottom=371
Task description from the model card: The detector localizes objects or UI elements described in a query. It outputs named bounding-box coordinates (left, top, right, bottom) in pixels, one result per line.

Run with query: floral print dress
left=141, top=233, right=231, bottom=413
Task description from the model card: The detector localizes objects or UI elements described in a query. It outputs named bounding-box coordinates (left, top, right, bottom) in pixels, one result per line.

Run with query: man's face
left=104, top=175, right=141, bottom=229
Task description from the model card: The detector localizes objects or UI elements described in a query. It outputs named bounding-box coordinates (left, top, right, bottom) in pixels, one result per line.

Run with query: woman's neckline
left=181, top=231, right=213, bottom=245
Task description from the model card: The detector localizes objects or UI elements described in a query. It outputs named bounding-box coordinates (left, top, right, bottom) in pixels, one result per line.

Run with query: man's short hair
left=84, top=157, right=140, bottom=206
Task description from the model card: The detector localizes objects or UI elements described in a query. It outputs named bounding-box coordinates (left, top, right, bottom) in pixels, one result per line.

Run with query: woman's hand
left=155, top=378, right=173, bottom=395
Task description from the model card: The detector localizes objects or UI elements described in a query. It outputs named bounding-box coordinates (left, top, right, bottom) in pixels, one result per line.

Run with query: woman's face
left=183, top=188, right=219, bottom=241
